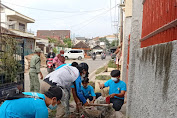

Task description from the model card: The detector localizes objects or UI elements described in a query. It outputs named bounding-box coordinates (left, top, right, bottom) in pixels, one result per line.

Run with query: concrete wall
left=121, top=16, right=132, bottom=82
left=126, top=0, right=143, bottom=117
left=127, top=41, right=177, bottom=118
left=126, top=0, right=177, bottom=118
left=125, top=0, right=132, bottom=17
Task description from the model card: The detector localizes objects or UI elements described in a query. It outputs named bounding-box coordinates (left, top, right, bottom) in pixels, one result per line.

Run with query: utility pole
left=119, top=0, right=124, bottom=44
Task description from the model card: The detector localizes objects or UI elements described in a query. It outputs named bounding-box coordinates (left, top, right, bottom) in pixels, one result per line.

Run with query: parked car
left=64, top=49, right=84, bottom=60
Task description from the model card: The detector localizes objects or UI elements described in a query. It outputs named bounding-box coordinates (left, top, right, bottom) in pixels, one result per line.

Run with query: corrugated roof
left=73, top=41, right=90, bottom=49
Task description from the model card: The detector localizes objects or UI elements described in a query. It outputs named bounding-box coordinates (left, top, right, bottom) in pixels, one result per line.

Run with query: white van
left=64, top=49, right=84, bottom=60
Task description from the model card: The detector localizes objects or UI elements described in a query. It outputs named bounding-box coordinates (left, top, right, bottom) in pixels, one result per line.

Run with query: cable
left=2, top=1, right=106, bottom=13
left=73, top=4, right=118, bottom=31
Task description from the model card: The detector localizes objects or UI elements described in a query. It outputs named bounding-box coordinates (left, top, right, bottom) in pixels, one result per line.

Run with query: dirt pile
left=25, top=53, right=47, bottom=71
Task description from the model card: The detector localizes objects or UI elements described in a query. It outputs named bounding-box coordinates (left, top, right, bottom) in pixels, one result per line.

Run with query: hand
left=99, top=84, right=104, bottom=89
left=110, top=93, right=116, bottom=98
left=90, top=100, right=94, bottom=104
left=84, top=102, right=89, bottom=106
left=76, top=102, right=83, bottom=112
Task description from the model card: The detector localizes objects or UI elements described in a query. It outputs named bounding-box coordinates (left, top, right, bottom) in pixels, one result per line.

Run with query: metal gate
left=0, top=35, right=24, bottom=102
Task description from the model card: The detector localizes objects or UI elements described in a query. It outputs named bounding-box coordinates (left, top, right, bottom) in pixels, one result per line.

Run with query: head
left=50, top=48, right=53, bottom=53
left=60, top=50, right=64, bottom=57
left=110, top=70, right=120, bottom=83
left=35, top=48, right=42, bottom=56
left=77, top=63, right=89, bottom=78
left=82, top=77, right=89, bottom=88
left=71, top=62, right=78, bottom=67
left=44, top=86, right=64, bottom=110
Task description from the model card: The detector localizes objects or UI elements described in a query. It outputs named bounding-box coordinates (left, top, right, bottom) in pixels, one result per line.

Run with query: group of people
left=0, top=48, right=127, bottom=118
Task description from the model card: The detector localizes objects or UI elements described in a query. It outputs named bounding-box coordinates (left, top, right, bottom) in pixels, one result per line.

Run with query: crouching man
left=0, top=86, right=63, bottom=118
left=81, top=78, right=101, bottom=104
left=99, top=70, right=126, bottom=112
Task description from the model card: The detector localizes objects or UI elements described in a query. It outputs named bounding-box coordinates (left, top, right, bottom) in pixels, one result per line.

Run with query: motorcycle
left=47, top=58, right=54, bottom=73
left=101, top=53, right=106, bottom=60
left=92, top=55, right=96, bottom=60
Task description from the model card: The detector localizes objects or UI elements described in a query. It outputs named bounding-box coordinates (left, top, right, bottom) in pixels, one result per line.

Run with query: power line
left=74, top=4, right=118, bottom=31
left=2, top=1, right=106, bottom=13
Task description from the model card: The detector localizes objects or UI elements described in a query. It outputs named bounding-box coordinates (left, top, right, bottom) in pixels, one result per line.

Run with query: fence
left=0, top=35, right=24, bottom=102
left=141, top=0, right=177, bottom=47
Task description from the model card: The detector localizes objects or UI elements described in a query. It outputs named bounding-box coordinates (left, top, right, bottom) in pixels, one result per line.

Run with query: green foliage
left=108, top=60, right=117, bottom=68
left=48, top=37, right=57, bottom=43
left=89, top=81, right=95, bottom=89
left=63, top=38, right=72, bottom=48
left=110, top=40, right=117, bottom=47
left=99, top=37, right=110, bottom=49
left=0, top=35, right=23, bottom=84
left=53, top=47, right=58, bottom=54
left=48, top=37, right=65, bottom=48
left=95, top=66, right=106, bottom=74
left=95, top=75, right=111, bottom=80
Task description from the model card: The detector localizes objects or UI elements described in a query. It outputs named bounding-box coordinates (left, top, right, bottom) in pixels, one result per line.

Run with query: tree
left=48, top=37, right=64, bottom=47
left=48, top=37, right=57, bottom=43
left=110, top=40, right=117, bottom=47
left=63, top=38, right=72, bottom=48
left=99, top=37, right=110, bottom=49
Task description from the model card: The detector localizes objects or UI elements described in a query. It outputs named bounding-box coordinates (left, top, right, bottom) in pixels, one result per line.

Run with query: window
left=9, top=20, right=15, bottom=29
left=19, top=23, right=25, bottom=32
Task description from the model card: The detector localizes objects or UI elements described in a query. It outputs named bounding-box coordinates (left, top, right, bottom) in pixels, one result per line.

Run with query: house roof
left=75, top=37, right=86, bottom=40
left=1, top=27, right=36, bottom=40
left=37, top=30, right=70, bottom=39
left=73, top=41, right=90, bottom=49
left=1, top=4, right=35, bottom=23
left=92, top=45, right=103, bottom=49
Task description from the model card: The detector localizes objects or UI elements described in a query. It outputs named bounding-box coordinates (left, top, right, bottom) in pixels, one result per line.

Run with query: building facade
left=126, top=0, right=177, bottom=118
left=37, top=30, right=70, bottom=41
left=1, top=4, right=36, bottom=56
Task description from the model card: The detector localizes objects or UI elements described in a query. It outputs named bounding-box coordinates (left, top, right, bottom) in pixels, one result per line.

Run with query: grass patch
left=95, top=66, right=106, bottom=74
left=95, top=75, right=111, bottom=80
left=108, top=60, right=117, bottom=68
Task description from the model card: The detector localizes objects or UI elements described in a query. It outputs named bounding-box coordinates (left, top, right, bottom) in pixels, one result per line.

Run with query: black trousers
left=110, top=98, right=124, bottom=111
left=85, top=93, right=102, bottom=101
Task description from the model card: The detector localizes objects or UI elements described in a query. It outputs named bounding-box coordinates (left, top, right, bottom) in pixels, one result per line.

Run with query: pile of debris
left=25, top=53, right=47, bottom=72
left=69, top=96, right=114, bottom=118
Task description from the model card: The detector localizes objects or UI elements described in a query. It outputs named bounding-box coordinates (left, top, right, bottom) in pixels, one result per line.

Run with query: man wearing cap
left=0, top=86, right=63, bottom=118
left=29, top=48, right=43, bottom=92
left=99, top=70, right=126, bottom=116
left=53, top=50, right=65, bottom=68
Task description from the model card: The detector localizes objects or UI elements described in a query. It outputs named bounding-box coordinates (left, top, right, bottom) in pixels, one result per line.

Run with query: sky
left=2, top=0, right=121, bottom=38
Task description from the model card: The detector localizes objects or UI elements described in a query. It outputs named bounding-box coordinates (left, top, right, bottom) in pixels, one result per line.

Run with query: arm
left=110, top=91, right=126, bottom=98
left=73, top=77, right=88, bottom=105
left=35, top=58, right=43, bottom=80
left=99, top=80, right=109, bottom=89
left=90, top=86, right=96, bottom=103
left=72, top=88, right=80, bottom=104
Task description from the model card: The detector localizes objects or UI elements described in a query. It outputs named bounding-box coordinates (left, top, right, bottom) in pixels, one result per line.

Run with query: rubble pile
left=25, top=53, right=47, bottom=71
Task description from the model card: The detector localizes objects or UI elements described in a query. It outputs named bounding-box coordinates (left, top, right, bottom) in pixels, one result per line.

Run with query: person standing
left=53, top=50, right=65, bottom=68
left=29, top=48, right=43, bottom=92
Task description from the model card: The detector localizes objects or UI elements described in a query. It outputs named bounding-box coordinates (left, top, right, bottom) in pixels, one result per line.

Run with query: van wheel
left=65, top=56, right=68, bottom=60
left=78, top=56, right=82, bottom=60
